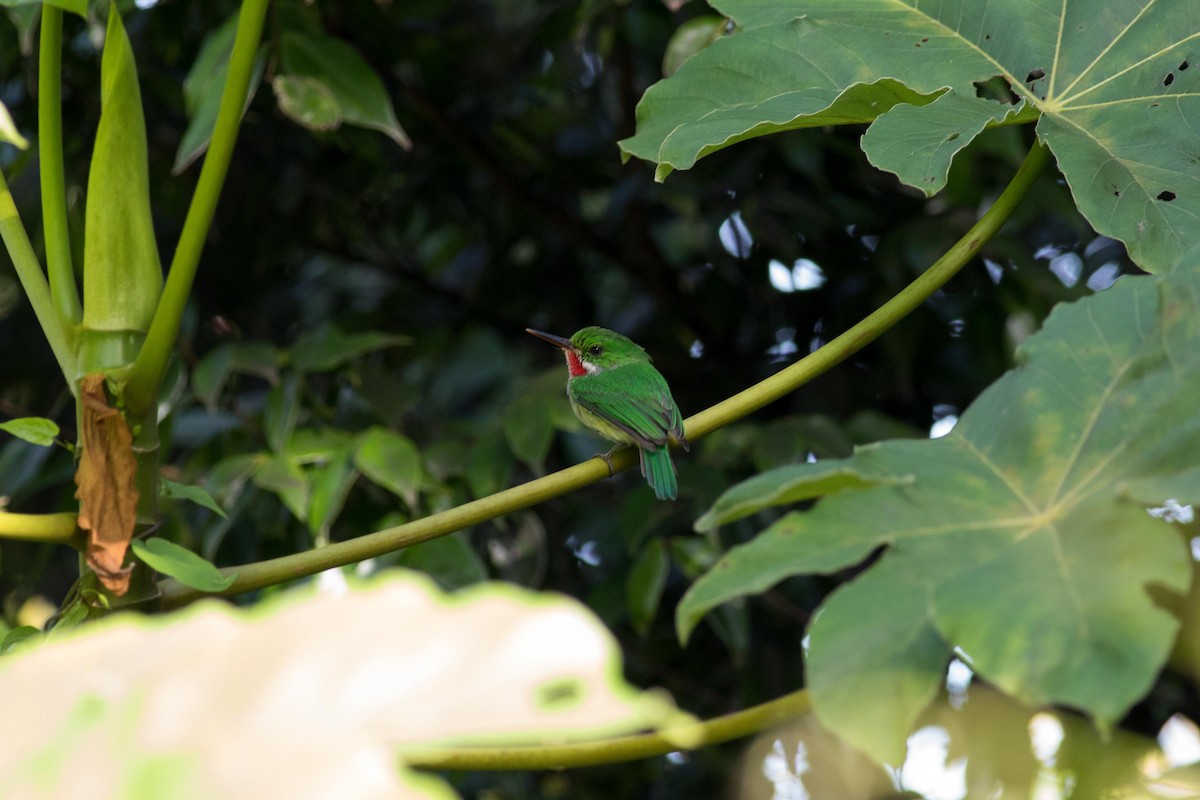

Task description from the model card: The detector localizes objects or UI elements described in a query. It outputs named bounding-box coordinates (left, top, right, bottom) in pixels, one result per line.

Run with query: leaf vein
left=1064, top=27, right=1200, bottom=106
left=957, top=435, right=1039, bottom=516
left=1056, top=0, right=1159, bottom=100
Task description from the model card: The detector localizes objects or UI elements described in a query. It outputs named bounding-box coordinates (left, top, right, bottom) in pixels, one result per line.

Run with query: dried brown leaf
left=73, top=374, right=138, bottom=595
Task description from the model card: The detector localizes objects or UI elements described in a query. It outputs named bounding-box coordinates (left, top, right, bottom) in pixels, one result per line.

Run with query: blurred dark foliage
left=0, top=0, right=1143, bottom=795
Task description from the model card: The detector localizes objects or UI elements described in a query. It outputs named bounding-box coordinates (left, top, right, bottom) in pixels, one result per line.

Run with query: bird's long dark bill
left=525, top=328, right=575, bottom=351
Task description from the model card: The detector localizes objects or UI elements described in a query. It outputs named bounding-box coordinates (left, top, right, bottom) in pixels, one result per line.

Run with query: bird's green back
left=568, top=361, right=684, bottom=449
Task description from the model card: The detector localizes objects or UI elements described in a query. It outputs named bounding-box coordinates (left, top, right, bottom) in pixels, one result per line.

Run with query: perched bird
left=526, top=326, right=688, bottom=500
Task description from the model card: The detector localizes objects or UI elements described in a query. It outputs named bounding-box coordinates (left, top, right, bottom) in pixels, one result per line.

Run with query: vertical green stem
left=123, top=0, right=270, bottom=415
left=39, top=4, right=81, bottom=326
left=131, top=404, right=159, bottom=525
left=0, top=168, right=76, bottom=385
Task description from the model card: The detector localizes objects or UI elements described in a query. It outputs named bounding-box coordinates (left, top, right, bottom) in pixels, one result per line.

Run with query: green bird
left=527, top=326, right=688, bottom=500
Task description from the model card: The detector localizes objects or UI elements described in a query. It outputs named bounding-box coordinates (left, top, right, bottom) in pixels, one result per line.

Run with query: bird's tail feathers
left=640, top=446, right=678, bottom=501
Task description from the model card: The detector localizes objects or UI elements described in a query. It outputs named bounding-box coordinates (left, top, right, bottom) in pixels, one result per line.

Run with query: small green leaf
left=355, top=427, right=423, bottom=510
left=279, top=32, right=411, bottom=147
left=174, top=13, right=267, bottom=174
left=0, top=100, right=28, bottom=149
left=46, top=598, right=90, bottom=635
left=286, top=428, right=353, bottom=462
left=465, top=428, right=512, bottom=499
left=1, top=626, right=41, bottom=655
left=503, top=392, right=556, bottom=472
left=264, top=374, right=300, bottom=453
left=183, top=13, right=238, bottom=117
left=626, top=538, right=670, bottom=637
left=205, top=453, right=260, bottom=506
left=397, top=533, right=487, bottom=590
left=0, top=417, right=59, bottom=447
left=3, top=4, right=39, bottom=56
left=694, top=461, right=911, bottom=532
left=131, top=537, right=235, bottom=592
left=161, top=478, right=228, bottom=519
left=253, top=455, right=311, bottom=521
left=228, top=341, right=280, bottom=381
left=289, top=323, right=410, bottom=373
left=272, top=74, right=342, bottom=131
left=662, top=16, right=724, bottom=77
left=307, top=446, right=358, bottom=538
left=192, top=344, right=233, bottom=412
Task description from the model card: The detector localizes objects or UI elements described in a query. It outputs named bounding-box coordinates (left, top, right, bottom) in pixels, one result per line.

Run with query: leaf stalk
left=400, top=688, right=811, bottom=770
left=158, top=140, right=1051, bottom=608
left=38, top=4, right=81, bottom=327
left=0, top=510, right=80, bottom=546
left=122, top=0, right=270, bottom=415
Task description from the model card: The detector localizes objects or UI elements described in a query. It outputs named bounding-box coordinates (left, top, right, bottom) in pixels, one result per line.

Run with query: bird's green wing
left=569, top=363, right=685, bottom=449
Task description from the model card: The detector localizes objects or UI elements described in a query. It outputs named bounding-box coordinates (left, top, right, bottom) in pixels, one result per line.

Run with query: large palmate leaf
left=678, top=265, right=1200, bottom=762
left=620, top=0, right=1199, bottom=273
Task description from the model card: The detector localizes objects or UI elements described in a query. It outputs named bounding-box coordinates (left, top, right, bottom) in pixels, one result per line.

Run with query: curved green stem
left=685, top=140, right=1049, bottom=440
left=158, top=140, right=1050, bottom=609
left=160, top=453, right=632, bottom=608
left=122, top=0, right=269, bottom=415
left=39, top=4, right=81, bottom=327
left=0, top=510, right=80, bottom=546
left=400, top=688, right=811, bottom=770
left=0, top=168, right=76, bottom=385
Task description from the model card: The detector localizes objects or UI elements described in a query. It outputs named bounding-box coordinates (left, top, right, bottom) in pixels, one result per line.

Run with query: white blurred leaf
left=0, top=572, right=679, bottom=799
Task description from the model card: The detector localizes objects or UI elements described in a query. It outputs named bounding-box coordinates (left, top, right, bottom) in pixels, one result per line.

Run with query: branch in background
left=157, top=138, right=1048, bottom=609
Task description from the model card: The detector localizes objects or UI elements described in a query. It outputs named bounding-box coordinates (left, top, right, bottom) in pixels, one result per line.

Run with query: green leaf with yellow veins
left=623, top=0, right=1200, bottom=272
left=681, top=270, right=1200, bottom=759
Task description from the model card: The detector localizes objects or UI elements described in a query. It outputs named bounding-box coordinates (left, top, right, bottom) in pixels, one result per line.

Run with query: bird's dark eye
left=588, top=345, right=604, bottom=357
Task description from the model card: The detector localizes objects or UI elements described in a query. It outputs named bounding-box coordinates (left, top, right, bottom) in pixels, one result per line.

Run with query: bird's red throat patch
left=564, top=350, right=587, bottom=377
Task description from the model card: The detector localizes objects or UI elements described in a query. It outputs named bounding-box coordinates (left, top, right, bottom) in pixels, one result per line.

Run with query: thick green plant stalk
left=0, top=511, right=79, bottom=544
left=39, top=4, right=80, bottom=328
left=158, top=140, right=1051, bottom=609
left=0, top=0, right=271, bottom=603
left=122, top=0, right=270, bottom=416
left=80, top=5, right=162, bottom=351
left=401, top=688, right=812, bottom=770
left=0, top=169, right=75, bottom=383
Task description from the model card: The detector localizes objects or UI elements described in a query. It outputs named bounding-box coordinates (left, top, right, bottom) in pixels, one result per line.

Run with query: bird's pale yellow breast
left=570, top=397, right=638, bottom=444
